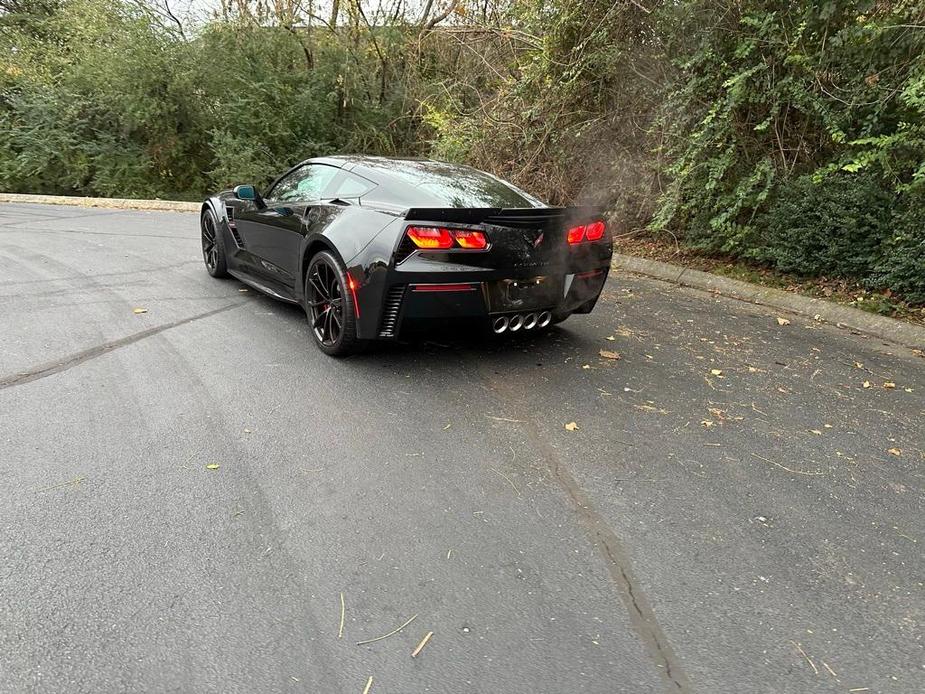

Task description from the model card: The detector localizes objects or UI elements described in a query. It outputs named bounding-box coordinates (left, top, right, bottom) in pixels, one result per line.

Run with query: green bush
left=752, top=174, right=892, bottom=278
left=870, top=204, right=925, bottom=305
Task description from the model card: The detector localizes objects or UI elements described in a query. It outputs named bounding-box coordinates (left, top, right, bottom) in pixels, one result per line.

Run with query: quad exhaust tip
left=494, top=311, right=553, bottom=334
left=492, top=316, right=510, bottom=334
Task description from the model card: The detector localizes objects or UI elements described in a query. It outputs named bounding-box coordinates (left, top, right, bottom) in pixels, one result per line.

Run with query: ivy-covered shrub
left=870, top=203, right=925, bottom=305
left=752, top=174, right=892, bottom=278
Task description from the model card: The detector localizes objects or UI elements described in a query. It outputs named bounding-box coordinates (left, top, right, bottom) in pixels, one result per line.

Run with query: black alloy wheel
left=305, top=250, right=362, bottom=356
left=201, top=210, right=228, bottom=278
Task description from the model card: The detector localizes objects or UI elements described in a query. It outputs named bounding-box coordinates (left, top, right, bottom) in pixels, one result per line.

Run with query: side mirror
left=233, top=184, right=258, bottom=201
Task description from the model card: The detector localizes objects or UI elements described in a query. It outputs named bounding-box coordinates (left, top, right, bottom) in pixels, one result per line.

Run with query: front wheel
left=304, top=251, right=363, bottom=357
left=201, top=209, right=229, bottom=278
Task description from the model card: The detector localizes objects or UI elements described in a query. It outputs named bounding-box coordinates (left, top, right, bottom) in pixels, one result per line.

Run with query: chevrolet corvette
left=201, top=156, right=612, bottom=355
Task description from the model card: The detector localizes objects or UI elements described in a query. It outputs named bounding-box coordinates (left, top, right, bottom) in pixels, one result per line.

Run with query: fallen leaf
left=809, top=429, right=822, bottom=435
left=853, top=361, right=864, bottom=369
left=863, top=381, right=871, bottom=389
left=710, top=369, right=723, bottom=376
left=581, top=364, right=591, bottom=369
left=564, top=422, right=579, bottom=432
left=747, top=366, right=758, bottom=373
left=599, top=350, right=621, bottom=360
left=888, top=448, right=902, bottom=457
left=776, top=317, right=790, bottom=326
left=132, top=307, right=147, bottom=314
left=605, top=336, right=616, bottom=341
left=904, top=387, right=913, bottom=393
left=701, top=420, right=715, bottom=428
left=883, top=382, right=896, bottom=389
left=206, top=463, right=220, bottom=470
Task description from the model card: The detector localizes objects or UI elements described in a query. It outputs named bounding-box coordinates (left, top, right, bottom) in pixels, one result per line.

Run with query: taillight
left=567, top=219, right=606, bottom=244
left=585, top=220, right=606, bottom=241
left=406, top=226, right=454, bottom=249
left=452, top=229, right=488, bottom=249
left=405, top=226, right=488, bottom=250
left=566, top=225, right=586, bottom=244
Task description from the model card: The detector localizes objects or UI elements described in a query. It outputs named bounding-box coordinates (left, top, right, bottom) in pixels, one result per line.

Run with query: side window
left=328, top=172, right=376, bottom=199
left=268, top=165, right=338, bottom=203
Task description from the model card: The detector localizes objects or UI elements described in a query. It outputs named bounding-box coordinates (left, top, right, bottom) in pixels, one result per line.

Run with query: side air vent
left=378, top=285, right=406, bottom=337
left=225, top=207, right=245, bottom=247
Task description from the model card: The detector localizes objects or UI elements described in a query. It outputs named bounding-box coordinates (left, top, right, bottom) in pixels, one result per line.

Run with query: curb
left=613, top=254, right=924, bottom=351
left=0, top=193, right=199, bottom=212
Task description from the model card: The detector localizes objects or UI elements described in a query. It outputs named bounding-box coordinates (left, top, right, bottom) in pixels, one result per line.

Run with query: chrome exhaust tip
left=492, top=316, right=509, bottom=334
left=538, top=311, right=552, bottom=328
left=508, top=314, right=524, bottom=332
left=523, top=313, right=538, bottom=330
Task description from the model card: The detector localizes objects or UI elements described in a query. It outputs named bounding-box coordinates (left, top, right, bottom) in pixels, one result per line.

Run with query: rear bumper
left=369, top=267, right=609, bottom=339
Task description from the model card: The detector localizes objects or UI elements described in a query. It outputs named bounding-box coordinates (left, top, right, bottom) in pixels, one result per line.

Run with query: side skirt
left=228, top=269, right=300, bottom=305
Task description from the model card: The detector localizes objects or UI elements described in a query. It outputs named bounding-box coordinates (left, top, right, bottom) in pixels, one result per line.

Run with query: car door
left=234, top=164, right=340, bottom=294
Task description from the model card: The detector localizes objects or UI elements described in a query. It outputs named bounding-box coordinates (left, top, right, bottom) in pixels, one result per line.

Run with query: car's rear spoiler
left=403, top=206, right=603, bottom=228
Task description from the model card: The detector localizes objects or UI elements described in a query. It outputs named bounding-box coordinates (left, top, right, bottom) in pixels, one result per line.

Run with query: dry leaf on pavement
left=776, top=317, right=790, bottom=326
left=564, top=422, right=579, bottom=432
left=863, top=381, right=871, bottom=388
left=206, top=464, right=220, bottom=470
left=883, top=382, right=896, bottom=389
left=710, top=369, right=723, bottom=376
left=132, top=307, right=147, bottom=314
left=599, top=350, right=621, bottom=360
left=887, top=448, right=902, bottom=456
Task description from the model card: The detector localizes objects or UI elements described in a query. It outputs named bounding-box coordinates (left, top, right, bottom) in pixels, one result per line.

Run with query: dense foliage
left=1, top=0, right=923, bottom=302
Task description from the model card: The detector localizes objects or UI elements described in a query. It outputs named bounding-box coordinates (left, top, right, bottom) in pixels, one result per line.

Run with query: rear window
left=363, top=160, right=544, bottom=208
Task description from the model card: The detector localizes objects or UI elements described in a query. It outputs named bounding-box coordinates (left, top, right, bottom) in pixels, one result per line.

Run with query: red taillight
left=452, top=229, right=488, bottom=249
left=567, top=225, right=586, bottom=244
left=405, top=225, right=489, bottom=251
left=567, top=220, right=606, bottom=244
left=407, top=226, right=454, bottom=249
left=585, top=220, right=606, bottom=241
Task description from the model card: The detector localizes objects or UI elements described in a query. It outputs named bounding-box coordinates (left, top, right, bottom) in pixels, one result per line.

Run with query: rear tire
left=201, top=209, right=229, bottom=278
left=304, top=250, right=363, bottom=357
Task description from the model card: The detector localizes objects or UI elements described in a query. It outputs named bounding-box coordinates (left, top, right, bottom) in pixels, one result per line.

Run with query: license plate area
left=485, top=276, right=560, bottom=312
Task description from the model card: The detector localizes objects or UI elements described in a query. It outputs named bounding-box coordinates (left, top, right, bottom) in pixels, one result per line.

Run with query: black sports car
left=201, top=156, right=612, bottom=355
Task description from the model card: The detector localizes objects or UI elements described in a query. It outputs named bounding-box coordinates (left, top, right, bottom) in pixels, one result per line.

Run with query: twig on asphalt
left=411, top=631, right=433, bottom=658
left=752, top=453, right=824, bottom=476
left=486, top=415, right=524, bottom=423
left=792, top=641, right=819, bottom=675
left=35, top=476, right=86, bottom=493
left=338, top=592, right=345, bottom=639
left=822, top=661, right=837, bottom=677
left=356, top=614, right=418, bottom=646
left=362, top=676, right=373, bottom=694
left=491, top=468, right=520, bottom=496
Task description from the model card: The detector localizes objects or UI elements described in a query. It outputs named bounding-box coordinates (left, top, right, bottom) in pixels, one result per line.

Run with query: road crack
left=0, top=301, right=246, bottom=390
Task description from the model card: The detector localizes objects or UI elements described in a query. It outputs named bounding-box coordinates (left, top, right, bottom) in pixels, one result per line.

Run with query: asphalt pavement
left=0, top=204, right=922, bottom=694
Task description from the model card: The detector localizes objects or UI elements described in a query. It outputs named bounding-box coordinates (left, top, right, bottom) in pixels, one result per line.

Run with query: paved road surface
left=0, top=204, right=922, bottom=693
